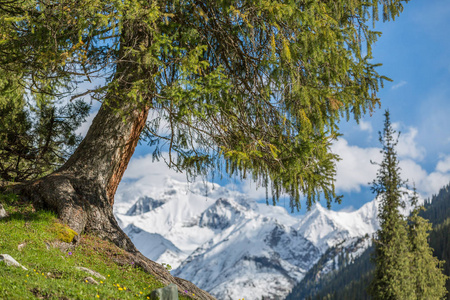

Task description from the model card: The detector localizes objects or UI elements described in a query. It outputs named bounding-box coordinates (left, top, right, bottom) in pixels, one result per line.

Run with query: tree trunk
left=13, top=101, right=215, bottom=299
left=9, top=20, right=216, bottom=300
left=19, top=100, right=148, bottom=244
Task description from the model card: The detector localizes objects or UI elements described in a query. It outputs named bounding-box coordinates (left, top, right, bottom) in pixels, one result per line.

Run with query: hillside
left=0, top=193, right=195, bottom=300
left=286, top=183, right=450, bottom=300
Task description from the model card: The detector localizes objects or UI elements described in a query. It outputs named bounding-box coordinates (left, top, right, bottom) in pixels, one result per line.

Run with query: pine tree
left=408, top=186, right=448, bottom=299
left=369, top=110, right=414, bottom=299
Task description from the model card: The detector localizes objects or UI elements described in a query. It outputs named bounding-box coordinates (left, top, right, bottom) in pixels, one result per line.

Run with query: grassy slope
left=0, top=194, right=193, bottom=300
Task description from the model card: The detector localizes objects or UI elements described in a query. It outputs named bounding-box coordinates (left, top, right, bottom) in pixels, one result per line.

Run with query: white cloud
left=331, top=139, right=381, bottom=193
left=400, top=158, right=450, bottom=196
left=332, top=138, right=450, bottom=198
left=338, top=206, right=356, bottom=213
left=227, top=179, right=268, bottom=201
left=392, top=122, right=401, bottom=131
left=116, top=153, right=281, bottom=210
left=398, top=159, right=428, bottom=185
left=420, top=172, right=450, bottom=197
left=396, top=126, right=426, bottom=160
left=122, top=153, right=186, bottom=181
left=436, top=155, right=450, bottom=173
left=114, top=138, right=450, bottom=209
left=391, top=80, right=407, bottom=90
left=283, top=133, right=442, bottom=197
left=232, top=179, right=271, bottom=200
left=359, top=120, right=373, bottom=133
left=116, top=153, right=191, bottom=203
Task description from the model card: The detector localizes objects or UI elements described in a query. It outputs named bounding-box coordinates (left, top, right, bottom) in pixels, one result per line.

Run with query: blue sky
left=330, top=0, right=450, bottom=212
left=78, top=1, right=450, bottom=215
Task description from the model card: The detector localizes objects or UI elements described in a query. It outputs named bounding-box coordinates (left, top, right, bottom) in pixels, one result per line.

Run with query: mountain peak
left=125, top=196, right=166, bottom=216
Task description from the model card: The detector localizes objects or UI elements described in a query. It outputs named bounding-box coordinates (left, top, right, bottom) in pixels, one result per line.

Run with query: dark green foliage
left=422, top=184, right=450, bottom=226
left=0, top=0, right=410, bottom=210
left=303, top=256, right=373, bottom=300
left=429, top=218, right=450, bottom=298
left=0, top=73, right=90, bottom=182
left=408, top=188, right=448, bottom=299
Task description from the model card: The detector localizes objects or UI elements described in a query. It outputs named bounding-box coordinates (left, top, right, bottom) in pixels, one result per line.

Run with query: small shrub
left=162, top=263, right=172, bottom=272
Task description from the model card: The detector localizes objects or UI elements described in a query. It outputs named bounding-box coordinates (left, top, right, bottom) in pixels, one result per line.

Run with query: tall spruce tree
left=408, top=186, right=448, bottom=299
left=369, top=110, right=414, bottom=299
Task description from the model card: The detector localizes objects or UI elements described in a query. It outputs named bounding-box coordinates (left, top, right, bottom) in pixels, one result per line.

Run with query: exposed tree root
left=9, top=174, right=215, bottom=300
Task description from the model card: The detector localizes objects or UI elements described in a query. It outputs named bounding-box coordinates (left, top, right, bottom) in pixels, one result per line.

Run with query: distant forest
left=286, top=183, right=450, bottom=300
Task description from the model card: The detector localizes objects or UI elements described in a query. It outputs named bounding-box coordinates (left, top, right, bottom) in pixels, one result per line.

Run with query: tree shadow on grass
left=1, top=192, right=55, bottom=223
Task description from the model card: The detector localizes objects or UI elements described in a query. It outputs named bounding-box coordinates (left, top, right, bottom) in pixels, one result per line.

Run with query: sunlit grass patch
left=0, top=195, right=192, bottom=299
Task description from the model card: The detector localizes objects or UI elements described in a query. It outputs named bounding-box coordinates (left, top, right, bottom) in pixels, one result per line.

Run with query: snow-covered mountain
left=172, top=198, right=320, bottom=300
left=115, top=178, right=318, bottom=299
left=296, top=200, right=378, bottom=253
left=289, top=190, right=423, bottom=286
left=114, top=178, right=420, bottom=300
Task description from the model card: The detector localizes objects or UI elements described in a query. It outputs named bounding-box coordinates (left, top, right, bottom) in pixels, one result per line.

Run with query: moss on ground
left=49, top=221, right=78, bottom=243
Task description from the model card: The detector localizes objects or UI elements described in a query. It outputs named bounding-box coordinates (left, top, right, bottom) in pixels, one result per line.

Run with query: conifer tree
left=369, top=110, right=414, bottom=299
left=0, top=2, right=411, bottom=297
left=408, top=186, right=448, bottom=299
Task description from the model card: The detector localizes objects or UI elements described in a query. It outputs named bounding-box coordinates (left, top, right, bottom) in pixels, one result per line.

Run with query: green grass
left=0, top=194, right=192, bottom=300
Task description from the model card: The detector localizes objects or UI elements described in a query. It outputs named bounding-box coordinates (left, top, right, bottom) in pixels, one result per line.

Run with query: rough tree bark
left=13, top=101, right=215, bottom=299
left=8, top=20, right=216, bottom=300
left=19, top=100, right=148, bottom=245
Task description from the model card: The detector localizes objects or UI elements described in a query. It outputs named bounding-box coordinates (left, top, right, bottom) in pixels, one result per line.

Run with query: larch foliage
left=0, top=0, right=411, bottom=211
